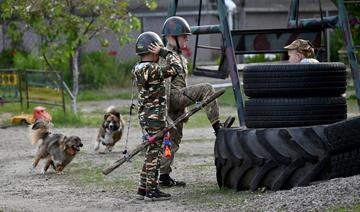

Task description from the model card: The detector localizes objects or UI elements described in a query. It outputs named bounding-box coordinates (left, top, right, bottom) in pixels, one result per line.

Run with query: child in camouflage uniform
left=284, top=39, right=319, bottom=64
left=158, top=16, right=234, bottom=187
left=132, top=31, right=181, bottom=201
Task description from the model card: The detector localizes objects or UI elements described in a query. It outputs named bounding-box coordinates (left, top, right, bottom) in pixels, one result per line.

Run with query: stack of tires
left=214, top=62, right=357, bottom=192
left=243, top=63, right=348, bottom=128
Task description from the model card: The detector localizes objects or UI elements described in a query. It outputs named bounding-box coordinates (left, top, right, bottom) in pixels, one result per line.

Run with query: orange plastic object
left=164, top=146, right=171, bottom=158
left=11, top=106, right=52, bottom=125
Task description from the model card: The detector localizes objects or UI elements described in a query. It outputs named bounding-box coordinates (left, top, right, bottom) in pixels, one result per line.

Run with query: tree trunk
left=70, top=47, right=80, bottom=114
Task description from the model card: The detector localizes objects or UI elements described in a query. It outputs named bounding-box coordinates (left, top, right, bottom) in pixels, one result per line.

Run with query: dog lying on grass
left=31, top=119, right=83, bottom=175
left=94, top=106, right=124, bottom=153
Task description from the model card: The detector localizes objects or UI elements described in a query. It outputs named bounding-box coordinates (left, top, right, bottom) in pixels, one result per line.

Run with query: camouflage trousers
left=139, top=121, right=165, bottom=192
left=160, top=83, right=219, bottom=175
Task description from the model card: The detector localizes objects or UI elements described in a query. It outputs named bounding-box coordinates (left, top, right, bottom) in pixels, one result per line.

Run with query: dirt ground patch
left=1, top=124, right=360, bottom=212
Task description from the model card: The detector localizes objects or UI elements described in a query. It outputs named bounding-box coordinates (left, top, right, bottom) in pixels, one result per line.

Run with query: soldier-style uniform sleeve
left=147, top=48, right=181, bottom=82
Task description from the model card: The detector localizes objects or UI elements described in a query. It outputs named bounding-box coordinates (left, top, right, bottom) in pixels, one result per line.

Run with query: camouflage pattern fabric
left=138, top=123, right=164, bottom=192
left=132, top=49, right=181, bottom=124
left=159, top=44, right=220, bottom=175
left=132, top=49, right=180, bottom=191
left=284, top=39, right=315, bottom=58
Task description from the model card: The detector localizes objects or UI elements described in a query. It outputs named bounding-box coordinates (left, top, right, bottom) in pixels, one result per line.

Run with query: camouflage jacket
left=132, top=49, right=181, bottom=124
left=161, top=44, right=188, bottom=89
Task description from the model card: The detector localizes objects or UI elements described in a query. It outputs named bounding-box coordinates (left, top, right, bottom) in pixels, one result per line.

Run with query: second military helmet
left=135, top=31, right=164, bottom=55
left=162, top=16, right=191, bottom=36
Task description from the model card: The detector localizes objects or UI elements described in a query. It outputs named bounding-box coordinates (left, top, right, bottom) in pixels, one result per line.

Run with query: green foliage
left=77, top=89, right=133, bottom=101
left=330, top=1, right=360, bottom=61
left=80, top=51, right=117, bottom=89
left=50, top=109, right=100, bottom=127
left=1, top=0, right=156, bottom=109
left=217, top=87, right=239, bottom=107
left=244, top=54, right=281, bottom=63
left=0, top=49, right=17, bottom=68
left=80, top=51, right=136, bottom=88
left=187, top=59, right=193, bottom=75
left=13, top=52, right=45, bottom=70
left=330, top=202, right=360, bottom=212
left=0, top=49, right=45, bottom=70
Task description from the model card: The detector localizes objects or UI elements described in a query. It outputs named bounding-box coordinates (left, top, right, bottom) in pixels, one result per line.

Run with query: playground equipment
left=168, top=0, right=360, bottom=191
left=11, top=106, right=52, bottom=125
left=0, top=69, right=65, bottom=112
left=0, top=69, right=22, bottom=105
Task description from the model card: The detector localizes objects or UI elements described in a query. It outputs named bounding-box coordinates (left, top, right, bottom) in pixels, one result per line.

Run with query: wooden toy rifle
left=102, top=89, right=226, bottom=175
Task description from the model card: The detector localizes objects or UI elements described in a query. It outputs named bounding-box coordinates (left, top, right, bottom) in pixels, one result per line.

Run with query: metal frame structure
left=168, top=0, right=360, bottom=127
left=0, top=69, right=22, bottom=106
left=168, top=0, right=246, bottom=127
left=24, top=70, right=65, bottom=112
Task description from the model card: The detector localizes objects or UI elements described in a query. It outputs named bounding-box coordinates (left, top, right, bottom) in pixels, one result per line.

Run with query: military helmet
left=162, top=16, right=191, bottom=36
left=135, top=31, right=164, bottom=55
left=284, top=39, right=315, bottom=58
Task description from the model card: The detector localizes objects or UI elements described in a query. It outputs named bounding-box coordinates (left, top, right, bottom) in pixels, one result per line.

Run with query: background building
left=0, top=0, right=338, bottom=64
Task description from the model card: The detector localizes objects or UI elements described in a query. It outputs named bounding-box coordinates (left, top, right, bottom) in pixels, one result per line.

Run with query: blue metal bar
left=192, top=0, right=203, bottom=77
left=287, top=0, right=299, bottom=28
left=338, top=0, right=360, bottom=110
left=191, top=25, right=221, bottom=34
left=288, top=16, right=339, bottom=29
left=217, top=0, right=246, bottom=127
left=168, top=0, right=178, bottom=17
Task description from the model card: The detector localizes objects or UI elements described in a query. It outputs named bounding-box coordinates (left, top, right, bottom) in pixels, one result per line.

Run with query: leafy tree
left=1, top=0, right=157, bottom=113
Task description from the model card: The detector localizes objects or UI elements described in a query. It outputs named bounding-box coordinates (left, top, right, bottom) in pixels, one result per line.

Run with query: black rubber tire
left=215, top=126, right=330, bottom=191
left=245, top=97, right=347, bottom=128
left=243, top=63, right=347, bottom=97
left=330, top=149, right=360, bottom=179
left=215, top=116, right=360, bottom=192
left=324, top=116, right=360, bottom=154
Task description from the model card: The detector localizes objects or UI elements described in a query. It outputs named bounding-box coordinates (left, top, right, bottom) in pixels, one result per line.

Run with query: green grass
left=2, top=85, right=360, bottom=128
left=184, top=110, right=237, bottom=128
left=77, top=88, right=133, bottom=102
left=217, top=87, right=244, bottom=107
left=180, top=185, right=256, bottom=209
left=66, top=159, right=142, bottom=190
left=330, top=202, right=360, bottom=212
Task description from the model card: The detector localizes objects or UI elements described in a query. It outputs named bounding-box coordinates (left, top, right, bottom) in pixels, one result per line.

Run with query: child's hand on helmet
left=148, top=42, right=162, bottom=54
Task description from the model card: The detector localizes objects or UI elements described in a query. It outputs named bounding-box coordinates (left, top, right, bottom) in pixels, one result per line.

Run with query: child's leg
left=145, top=142, right=162, bottom=192
left=138, top=122, right=167, bottom=198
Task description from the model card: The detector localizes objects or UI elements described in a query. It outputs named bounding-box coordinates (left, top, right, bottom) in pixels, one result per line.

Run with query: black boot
left=212, top=120, right=222, bottom=135
left=159, top=174, right=186, bottom=187
left=223, top=116, right=235, bottom=128
left=212, top=116, right=235, bottom=136
left=136, top=188, right=146, bottom=200
left=144, top=188, right=171, bottom=201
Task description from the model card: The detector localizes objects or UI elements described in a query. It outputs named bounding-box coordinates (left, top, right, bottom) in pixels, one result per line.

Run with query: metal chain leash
left=123, top=79, right=136, bottom=159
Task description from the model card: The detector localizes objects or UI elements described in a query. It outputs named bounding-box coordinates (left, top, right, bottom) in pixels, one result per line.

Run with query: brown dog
left=94, top=106, right=124, bottom=152
left=31, top=120, right=83, bottom=174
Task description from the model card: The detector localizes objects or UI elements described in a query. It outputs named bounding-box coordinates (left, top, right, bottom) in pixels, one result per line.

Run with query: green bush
left=1, top=49, right=137, bottom=89
left=117, top=57, right=138, bottom=87
left=0, top=49, right=19, bottom=68
left=244, top=54, right=281, bottom=63
left=80, top=51, right=136, bottom=88
left=13, top=52, right=45, bottom=70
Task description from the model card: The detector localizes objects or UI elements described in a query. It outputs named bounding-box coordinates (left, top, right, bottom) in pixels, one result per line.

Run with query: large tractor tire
left=243, top=63, right=347, bottom=97
left=215, top=117, right=360, bottom=191
left=245, top=97, right=347, bottom=128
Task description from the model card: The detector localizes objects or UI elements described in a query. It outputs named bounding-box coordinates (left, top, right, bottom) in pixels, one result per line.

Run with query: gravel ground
left=0, top=124, right=359, bottom=212
left=1, top=75, right=360, bottom=211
